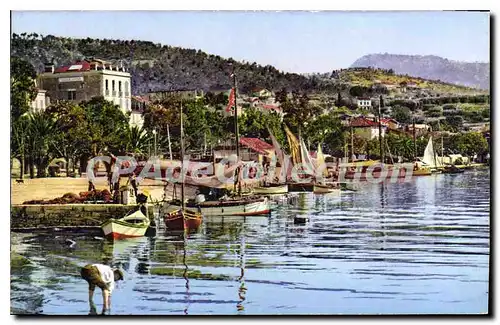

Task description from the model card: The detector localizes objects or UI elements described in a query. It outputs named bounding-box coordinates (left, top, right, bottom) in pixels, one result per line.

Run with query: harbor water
left=11, top=169, right=490, bottom=315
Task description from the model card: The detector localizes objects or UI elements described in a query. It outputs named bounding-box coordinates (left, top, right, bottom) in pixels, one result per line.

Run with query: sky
left=11, top=11, right=490, bottom=73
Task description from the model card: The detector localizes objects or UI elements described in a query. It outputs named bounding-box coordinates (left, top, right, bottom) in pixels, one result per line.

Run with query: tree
left=303, top=112, right=344, bottom=154
left=10, top=57, right=37, bottom=121
left=446, top=115, right=464, bottom=132
left=456, top=132, right=488, bottom=158
left=391, top=106, right=412, bottom=124
left=80, top=97, right=130, bottom=156
left=349, top=85, right=368, bottom=97
left=46, top=101, right=90, bottom=176
left=124, top=126, right=152, bottom=156
left=25, top=112, right=57, bottom=178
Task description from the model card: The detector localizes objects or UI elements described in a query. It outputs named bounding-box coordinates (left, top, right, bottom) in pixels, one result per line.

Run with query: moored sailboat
left=163, top=71, right=270, bottom=217
left=163, top=101, right=203, bottom=231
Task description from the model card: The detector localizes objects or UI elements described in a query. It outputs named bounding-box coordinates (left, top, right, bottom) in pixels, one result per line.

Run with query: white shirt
left=195, top=194, right=206, bottom=204
left=94, top=264, right=115, bottom=294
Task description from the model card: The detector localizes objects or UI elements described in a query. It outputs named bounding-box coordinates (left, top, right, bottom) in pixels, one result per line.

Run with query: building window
left=105, top=79, right=109, bottom=90
left=125, top=81, right=129, bottom=96
left=105, top=79, right=109, bottom=96
left=67, top=91, right=76, bottom=100
left=119, top=81, right=122, bottom=91
left=112, top=80, right=115, bottom=91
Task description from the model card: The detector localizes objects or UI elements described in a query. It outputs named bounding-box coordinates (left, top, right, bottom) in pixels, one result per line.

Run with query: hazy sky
left=11, top=11, right=490, bottom=73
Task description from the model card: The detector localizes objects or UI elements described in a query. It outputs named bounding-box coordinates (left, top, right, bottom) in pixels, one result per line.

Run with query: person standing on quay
left=80, top=263, right=124, bottom=315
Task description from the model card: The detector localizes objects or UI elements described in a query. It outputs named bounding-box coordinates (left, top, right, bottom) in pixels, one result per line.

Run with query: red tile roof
left=381, top=118, right=398, bottom=125
left=239, top=137, right=274, bottom=154
left=132, top=95, right=149, bottom=103
left=261, top=104, right=281, bottom=110
left=350, top=117, right=379, bottom=127
left=54, top=61, right=92, bottom=73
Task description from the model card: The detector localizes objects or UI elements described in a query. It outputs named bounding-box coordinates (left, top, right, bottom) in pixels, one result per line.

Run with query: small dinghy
left=164, top=208, right=203, bottom=231
left=101, top=207, right=150, bottom=239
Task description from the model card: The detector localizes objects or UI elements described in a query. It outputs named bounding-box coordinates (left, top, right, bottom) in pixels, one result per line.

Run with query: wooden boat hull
left=344, top=165, right=431, bottom=180
left=164, top=197, right=270, bottom=217
left=101, top=211, right=150, bottom=239
left=253, top=184, right=288, bottom=195
left=164, top=209, right=203, bottom=231
left=288, top=183, right=315, bottom=192
left=313, top=185, right=341, bottom=195
left=413, top=168, right=432, bottom=176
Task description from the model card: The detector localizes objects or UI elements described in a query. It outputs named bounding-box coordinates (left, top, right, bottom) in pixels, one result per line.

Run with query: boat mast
left=231, top=65, right=242, bottom=196
left=180, top=100, right=185, bottom=210
left=412, top=117, right=417, bottom=161
left=350, top=122, right=354, bottom=163
left=378, top=99, right=385, bottom=164
left=167, top=124, right=173, bottom=160
left=439, top=119, right=444, bottom=159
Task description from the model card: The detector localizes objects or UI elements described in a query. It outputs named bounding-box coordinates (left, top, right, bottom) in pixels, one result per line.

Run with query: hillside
left=350, top=54, right=489, bottom=90
left=10, top=33, right=331, bottom=95
left=332, top=67, right=486, bottom=97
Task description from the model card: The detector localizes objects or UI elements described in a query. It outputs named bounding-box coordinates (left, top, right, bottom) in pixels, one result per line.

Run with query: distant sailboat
left=422, top=136, right=443, bottom=172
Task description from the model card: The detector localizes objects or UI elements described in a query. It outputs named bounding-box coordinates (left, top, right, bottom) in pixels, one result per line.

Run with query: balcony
left=105, top=89, right=110, bottom=96
left=119, top=91, right=123, bottom=97
left=125, top=92, right=130, bottom=97
left=112, top=91, right=117, bottom=97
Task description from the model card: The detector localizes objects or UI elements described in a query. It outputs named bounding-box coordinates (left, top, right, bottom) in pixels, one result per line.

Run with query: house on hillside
left=38, top=58, right=132, bottom=116
left=251, top=87, right=273, bottom=99
left=382, top=82, right=398, bottom=91
left=31, top=88, right=49, bottom=113
left=356, top=97, right=372, bottom=109
left=406, top=124, right=430, bottom=136
left=213, top=137, right=274, bottom=163
left=381, top=118, right=400, bottom=130
left=349, top=117, right=386, bottom=140
left=130, top=96, right=149, bottom=128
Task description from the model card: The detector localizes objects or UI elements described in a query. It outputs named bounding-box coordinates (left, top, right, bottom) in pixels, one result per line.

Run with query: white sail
left=422, top=136, right=441, bottom=168
left=300, top=137, right=316, bottom=176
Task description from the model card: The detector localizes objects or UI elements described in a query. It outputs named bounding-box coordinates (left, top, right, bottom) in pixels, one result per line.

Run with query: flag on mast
left=226, top=87, right=236, bottom=113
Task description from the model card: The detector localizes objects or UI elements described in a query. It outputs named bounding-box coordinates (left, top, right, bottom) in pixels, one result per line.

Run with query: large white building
left=38, top=58, right=139, bottom=125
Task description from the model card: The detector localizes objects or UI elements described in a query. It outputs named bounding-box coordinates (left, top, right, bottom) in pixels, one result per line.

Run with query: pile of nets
left=23, top=190, right=113, bottom=205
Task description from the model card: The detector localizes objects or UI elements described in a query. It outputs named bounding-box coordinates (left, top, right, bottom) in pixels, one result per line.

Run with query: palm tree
left=125, top=126, right=152, bottom=156
left=11, top=115, right=29, bottom=179
left=25, top=112, right=57, bottom=177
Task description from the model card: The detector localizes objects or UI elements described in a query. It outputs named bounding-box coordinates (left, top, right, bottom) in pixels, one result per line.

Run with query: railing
left=105, top=89, right=110, bottom=96
left=125, top=92, right=130, bottom=97
left=112, top=91, right=117, bottom=97
left=119, top=91, right=123, bottom=97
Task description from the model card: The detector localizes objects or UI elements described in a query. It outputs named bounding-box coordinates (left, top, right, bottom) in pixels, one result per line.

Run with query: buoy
left=293, top=216, right=309, bottom=224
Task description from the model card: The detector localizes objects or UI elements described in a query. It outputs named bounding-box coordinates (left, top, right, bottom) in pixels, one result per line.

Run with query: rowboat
left=253, top=184, right=288, bottom=195
left=313, top=184, right=341, bottom=195
left=413, top=166, right=432, bottom=176
left=164, top=196, right=270, bottom=217
left=441, top=165, right=465, bottom=174
left=101, top=208, right=150, bottom=239
left=164, top=208, right=203, bottom=231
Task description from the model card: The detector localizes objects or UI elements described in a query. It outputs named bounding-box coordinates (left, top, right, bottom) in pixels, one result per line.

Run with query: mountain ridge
left=350, top=53, right=489, bottom=90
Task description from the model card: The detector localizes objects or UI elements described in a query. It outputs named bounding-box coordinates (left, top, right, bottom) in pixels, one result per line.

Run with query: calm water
left=11, top=169, right=490, bottom=315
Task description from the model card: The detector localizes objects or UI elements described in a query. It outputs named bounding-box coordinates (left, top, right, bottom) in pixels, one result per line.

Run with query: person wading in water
left=80, top=264, right=124, bottom=314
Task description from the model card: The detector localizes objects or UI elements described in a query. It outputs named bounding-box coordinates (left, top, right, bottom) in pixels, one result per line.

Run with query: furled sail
left=284, top=124, right=301, bottom=165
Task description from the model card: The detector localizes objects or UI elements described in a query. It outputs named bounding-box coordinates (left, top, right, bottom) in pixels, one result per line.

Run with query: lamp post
left=152, top=129, right=157, bottom=158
